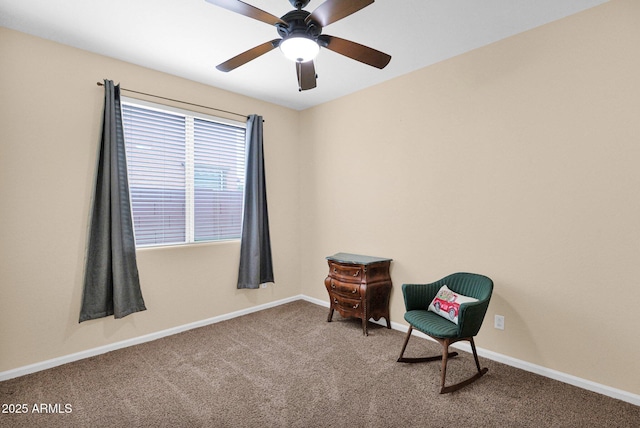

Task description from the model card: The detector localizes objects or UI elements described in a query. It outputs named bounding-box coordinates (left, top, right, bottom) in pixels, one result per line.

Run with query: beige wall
left=299, top=0, right=640, bottom=395
left=1, top=0, right=639, bottom=397
left=0, top=27, right=301, bottom=372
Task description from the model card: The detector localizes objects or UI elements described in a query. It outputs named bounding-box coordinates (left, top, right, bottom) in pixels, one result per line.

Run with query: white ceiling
left=0, top=0, right=608, bottom=110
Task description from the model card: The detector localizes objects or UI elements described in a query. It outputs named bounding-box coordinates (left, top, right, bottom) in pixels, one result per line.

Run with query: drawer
left=327, top=279, right=361, bottom=297
left=331, top=294, right=362, bottom=313
left=329, top=262, right=363, bottom=282
left=363, top=263, right=391, bottom=283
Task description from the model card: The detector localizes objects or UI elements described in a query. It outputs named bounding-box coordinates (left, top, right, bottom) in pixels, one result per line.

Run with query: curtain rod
left=96, top=81, right=249, bottom=120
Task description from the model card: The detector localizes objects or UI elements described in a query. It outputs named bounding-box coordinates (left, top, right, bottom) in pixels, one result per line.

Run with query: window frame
left=121, top=96, right=247, bottom=249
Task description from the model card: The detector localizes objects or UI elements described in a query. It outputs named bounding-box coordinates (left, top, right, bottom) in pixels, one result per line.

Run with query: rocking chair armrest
left=402, top=283, right=441, bottom=311
left=457, top=298, right=491, bottom=338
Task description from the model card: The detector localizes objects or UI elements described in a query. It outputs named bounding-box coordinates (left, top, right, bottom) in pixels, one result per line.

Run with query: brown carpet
left=1, top=300, right=638, bottom=427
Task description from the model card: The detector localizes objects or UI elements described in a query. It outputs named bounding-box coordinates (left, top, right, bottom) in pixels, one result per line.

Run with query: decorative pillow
left=428, top=285, right=478, bottom=325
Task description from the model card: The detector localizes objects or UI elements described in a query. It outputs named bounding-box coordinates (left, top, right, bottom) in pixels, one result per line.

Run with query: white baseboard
left=2, top=294, right=639, bottom=407
left=393, top=323, right=640, bottom=406
left=0, top=295, right=303, bottom=383
left=303, top=295, right=640, bottom=406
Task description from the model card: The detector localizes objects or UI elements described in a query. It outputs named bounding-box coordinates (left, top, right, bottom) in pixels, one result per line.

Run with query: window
left=121, top=99, right=246, bottom=247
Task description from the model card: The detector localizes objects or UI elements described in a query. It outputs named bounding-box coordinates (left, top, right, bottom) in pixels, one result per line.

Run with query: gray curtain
left=79, top=80, right=146, bottom=322
left=238, top=115, right=274, bottom=289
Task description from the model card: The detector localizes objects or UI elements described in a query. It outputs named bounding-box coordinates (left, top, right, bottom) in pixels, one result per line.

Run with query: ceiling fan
left=205, top=0, right=392, bottom=91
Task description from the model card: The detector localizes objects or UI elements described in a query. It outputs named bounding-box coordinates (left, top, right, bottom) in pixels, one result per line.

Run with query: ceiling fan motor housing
left=277, top=10, right=321, bottom=40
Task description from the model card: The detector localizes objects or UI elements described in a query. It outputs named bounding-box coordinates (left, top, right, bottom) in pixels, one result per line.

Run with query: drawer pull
left=351, top=288, right=357, bottom=294
left=331, top=282, right=336, bottom=289
left=333, top=268, right=337, bottom=273
left=333, top=298, right=359, bottom=310
left=353, top=270, right=360, bottom=277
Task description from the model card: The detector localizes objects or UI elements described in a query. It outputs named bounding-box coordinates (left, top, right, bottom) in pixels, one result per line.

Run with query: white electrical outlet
left=494, top=314, right=505, bottom=330
left=260, top=283, right=267, bottom=289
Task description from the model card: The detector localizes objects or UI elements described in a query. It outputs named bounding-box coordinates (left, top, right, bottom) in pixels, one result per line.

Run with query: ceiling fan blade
left=318, top=35, right=391, bottom=69
left=296, top=61, right=317, bottom=91
left=205, top=0, right=286, bottom=26
left=216, top=39, right=280, bottom=72
left=306, top=0, right=374, bottom=27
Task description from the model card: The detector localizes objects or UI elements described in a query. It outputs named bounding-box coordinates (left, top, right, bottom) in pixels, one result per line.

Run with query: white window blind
left=121, top=100, right=246, bottom=247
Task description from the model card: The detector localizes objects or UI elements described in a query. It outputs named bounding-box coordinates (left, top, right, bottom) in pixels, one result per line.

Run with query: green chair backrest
left=433, top=273, right=493, bottom=337
left=435, top=272, right=493, bottom=302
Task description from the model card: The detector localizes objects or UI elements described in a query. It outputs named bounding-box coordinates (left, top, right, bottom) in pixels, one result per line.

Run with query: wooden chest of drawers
left=325, top=253, right=392, bottom=336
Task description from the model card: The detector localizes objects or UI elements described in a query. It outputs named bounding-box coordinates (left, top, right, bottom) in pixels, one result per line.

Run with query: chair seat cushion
left=405, top=309, right=459, bottom=338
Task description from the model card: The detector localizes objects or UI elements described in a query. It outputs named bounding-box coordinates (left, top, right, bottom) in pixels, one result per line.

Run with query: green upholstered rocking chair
left=397, top=272, right=493, bottom=394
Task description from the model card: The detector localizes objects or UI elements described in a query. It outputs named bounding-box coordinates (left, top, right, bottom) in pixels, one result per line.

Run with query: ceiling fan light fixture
left=280, top=35, right=319, bottom=63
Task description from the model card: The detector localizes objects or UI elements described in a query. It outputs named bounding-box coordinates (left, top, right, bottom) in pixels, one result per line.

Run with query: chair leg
left=397, top=326, right=458, bottom=363
left=439, top=337, right=489, bottom=394
left=440, top=338, right=451, bottom=392
left=396, top=325, right=489, bottom=393
left=397, top=326, right=413, bottom=361
left=470, top=337, right=482, bottom=372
